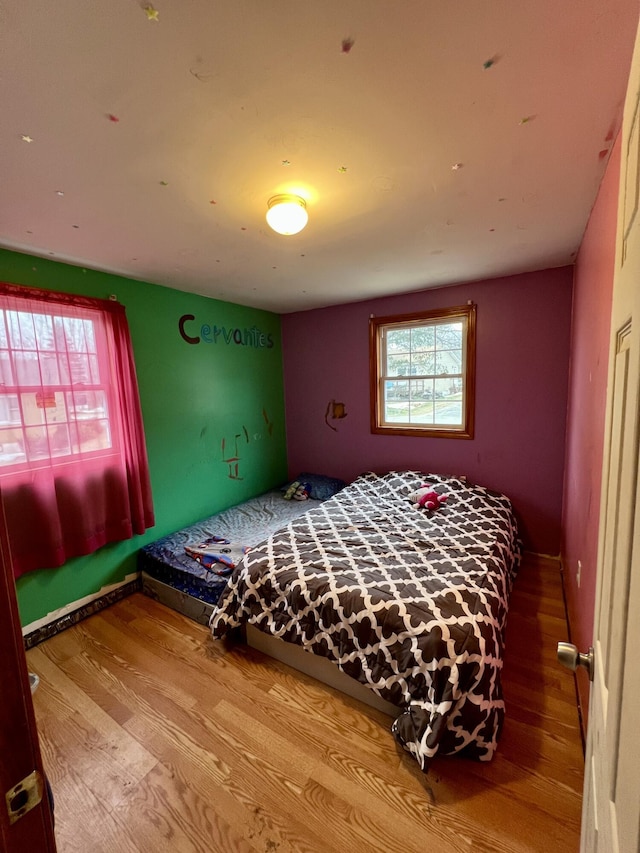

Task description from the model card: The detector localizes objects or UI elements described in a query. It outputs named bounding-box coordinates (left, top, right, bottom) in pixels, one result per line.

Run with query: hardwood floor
left=27, top=553, right=584, bottom=853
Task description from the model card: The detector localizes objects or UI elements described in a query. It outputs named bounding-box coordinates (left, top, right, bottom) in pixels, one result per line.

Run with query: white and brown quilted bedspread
left=210, top=470, right=521, bottom=770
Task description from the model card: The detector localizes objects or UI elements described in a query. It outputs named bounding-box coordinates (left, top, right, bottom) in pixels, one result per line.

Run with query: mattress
left=210, top=470, right=521, bottom=769
left=138, top=490, right=314, bottom=606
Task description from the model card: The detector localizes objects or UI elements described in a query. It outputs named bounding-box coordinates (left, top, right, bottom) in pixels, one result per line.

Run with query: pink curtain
left=0, top=282, right=154, bottom=578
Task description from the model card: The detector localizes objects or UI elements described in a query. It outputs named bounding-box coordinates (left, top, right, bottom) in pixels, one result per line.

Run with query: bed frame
left=245, top=624, right=400, bottom=717
left=141, top=571, right=399, bottom=716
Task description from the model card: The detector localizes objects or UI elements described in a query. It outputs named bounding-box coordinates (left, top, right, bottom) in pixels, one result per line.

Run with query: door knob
left=557, top=641, right=594, bottom=681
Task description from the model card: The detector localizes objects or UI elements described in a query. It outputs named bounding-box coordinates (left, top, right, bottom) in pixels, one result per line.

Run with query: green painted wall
left=0, top=248, right=287, bottom=626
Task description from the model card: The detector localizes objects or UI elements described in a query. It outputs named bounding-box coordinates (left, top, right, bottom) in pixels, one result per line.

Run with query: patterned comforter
left=210, top=471, right=521, bottom=769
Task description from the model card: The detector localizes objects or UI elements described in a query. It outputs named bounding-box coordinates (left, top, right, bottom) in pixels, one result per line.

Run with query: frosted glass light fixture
left=266, top=194, right=308, bottom=235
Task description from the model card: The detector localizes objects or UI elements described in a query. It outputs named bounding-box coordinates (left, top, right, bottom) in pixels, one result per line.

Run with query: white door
left=580, top=15, right=640, bottom=852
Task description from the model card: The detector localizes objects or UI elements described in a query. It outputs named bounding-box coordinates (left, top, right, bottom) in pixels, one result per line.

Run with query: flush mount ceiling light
left=266, top=194, right=308, bottom=235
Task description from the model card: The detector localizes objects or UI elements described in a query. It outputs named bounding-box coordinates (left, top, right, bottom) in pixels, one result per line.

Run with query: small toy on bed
left=184, top=536, right=250, bottom=574
left=408, top=483, right=448, bottom=511
left=283, top=480, right=310, bottom=501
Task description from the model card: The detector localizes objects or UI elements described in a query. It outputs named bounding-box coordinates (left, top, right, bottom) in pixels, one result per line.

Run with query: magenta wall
left=282, top=267, right=573, bottom=553
left=562, top=135, right=621, bottom=727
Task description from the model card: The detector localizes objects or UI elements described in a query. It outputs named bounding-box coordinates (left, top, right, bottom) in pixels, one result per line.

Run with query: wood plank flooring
left=27, top=553, right=584, bottom=853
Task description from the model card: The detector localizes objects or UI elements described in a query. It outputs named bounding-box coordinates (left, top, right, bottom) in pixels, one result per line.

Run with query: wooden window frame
left=369, top=304, right=476, bottom=439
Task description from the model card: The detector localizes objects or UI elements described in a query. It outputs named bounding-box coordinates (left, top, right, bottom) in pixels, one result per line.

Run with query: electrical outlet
left=577, top=559, right=582, bottom=588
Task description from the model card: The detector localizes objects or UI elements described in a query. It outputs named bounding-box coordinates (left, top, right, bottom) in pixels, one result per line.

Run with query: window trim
left=369, top=304, right=476, bottom=439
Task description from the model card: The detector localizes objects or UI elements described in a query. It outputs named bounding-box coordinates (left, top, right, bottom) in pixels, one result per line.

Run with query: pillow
left=282, top=472, right=346, bottom=501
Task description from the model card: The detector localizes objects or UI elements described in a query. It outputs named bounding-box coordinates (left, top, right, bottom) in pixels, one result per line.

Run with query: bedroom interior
left=1, top=0, right=639, bottom=850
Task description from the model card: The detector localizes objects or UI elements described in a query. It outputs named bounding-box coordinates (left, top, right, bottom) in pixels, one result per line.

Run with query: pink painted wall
left=562, top=134, right=621, bottom=728
left=282, top=267, right=573, bottom=554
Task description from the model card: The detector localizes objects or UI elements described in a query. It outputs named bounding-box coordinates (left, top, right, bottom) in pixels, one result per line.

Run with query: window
left=369, top=304, right=476, bottom=439
left=0, top=306, right=114, bottom=469
left=0, top=282, right=155, bottom=578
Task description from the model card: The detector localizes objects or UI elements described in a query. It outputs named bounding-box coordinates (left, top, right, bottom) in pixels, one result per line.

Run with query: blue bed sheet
left=138, top=490, right=314, bottom=605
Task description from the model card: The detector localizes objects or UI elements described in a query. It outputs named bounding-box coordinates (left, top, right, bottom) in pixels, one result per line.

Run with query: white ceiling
left=1, top=1, right=638, bottom=313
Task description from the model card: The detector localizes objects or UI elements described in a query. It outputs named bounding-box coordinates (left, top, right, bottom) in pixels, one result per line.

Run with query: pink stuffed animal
left=409, top=483, right=448, bottom=511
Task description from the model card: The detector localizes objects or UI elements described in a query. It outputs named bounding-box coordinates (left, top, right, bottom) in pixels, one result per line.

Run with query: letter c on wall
left=179, top=314, right=200, bottom=345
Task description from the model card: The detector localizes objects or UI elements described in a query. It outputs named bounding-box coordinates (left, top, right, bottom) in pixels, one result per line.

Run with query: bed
left=138, top=489, right=317, bottom=624
left=210, top=470, right=521, bottom=770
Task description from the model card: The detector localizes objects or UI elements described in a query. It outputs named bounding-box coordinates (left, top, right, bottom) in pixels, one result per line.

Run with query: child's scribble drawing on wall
left=221, top=426, right=249, bottom=479
left=221, top=409, right=274, bottom=479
